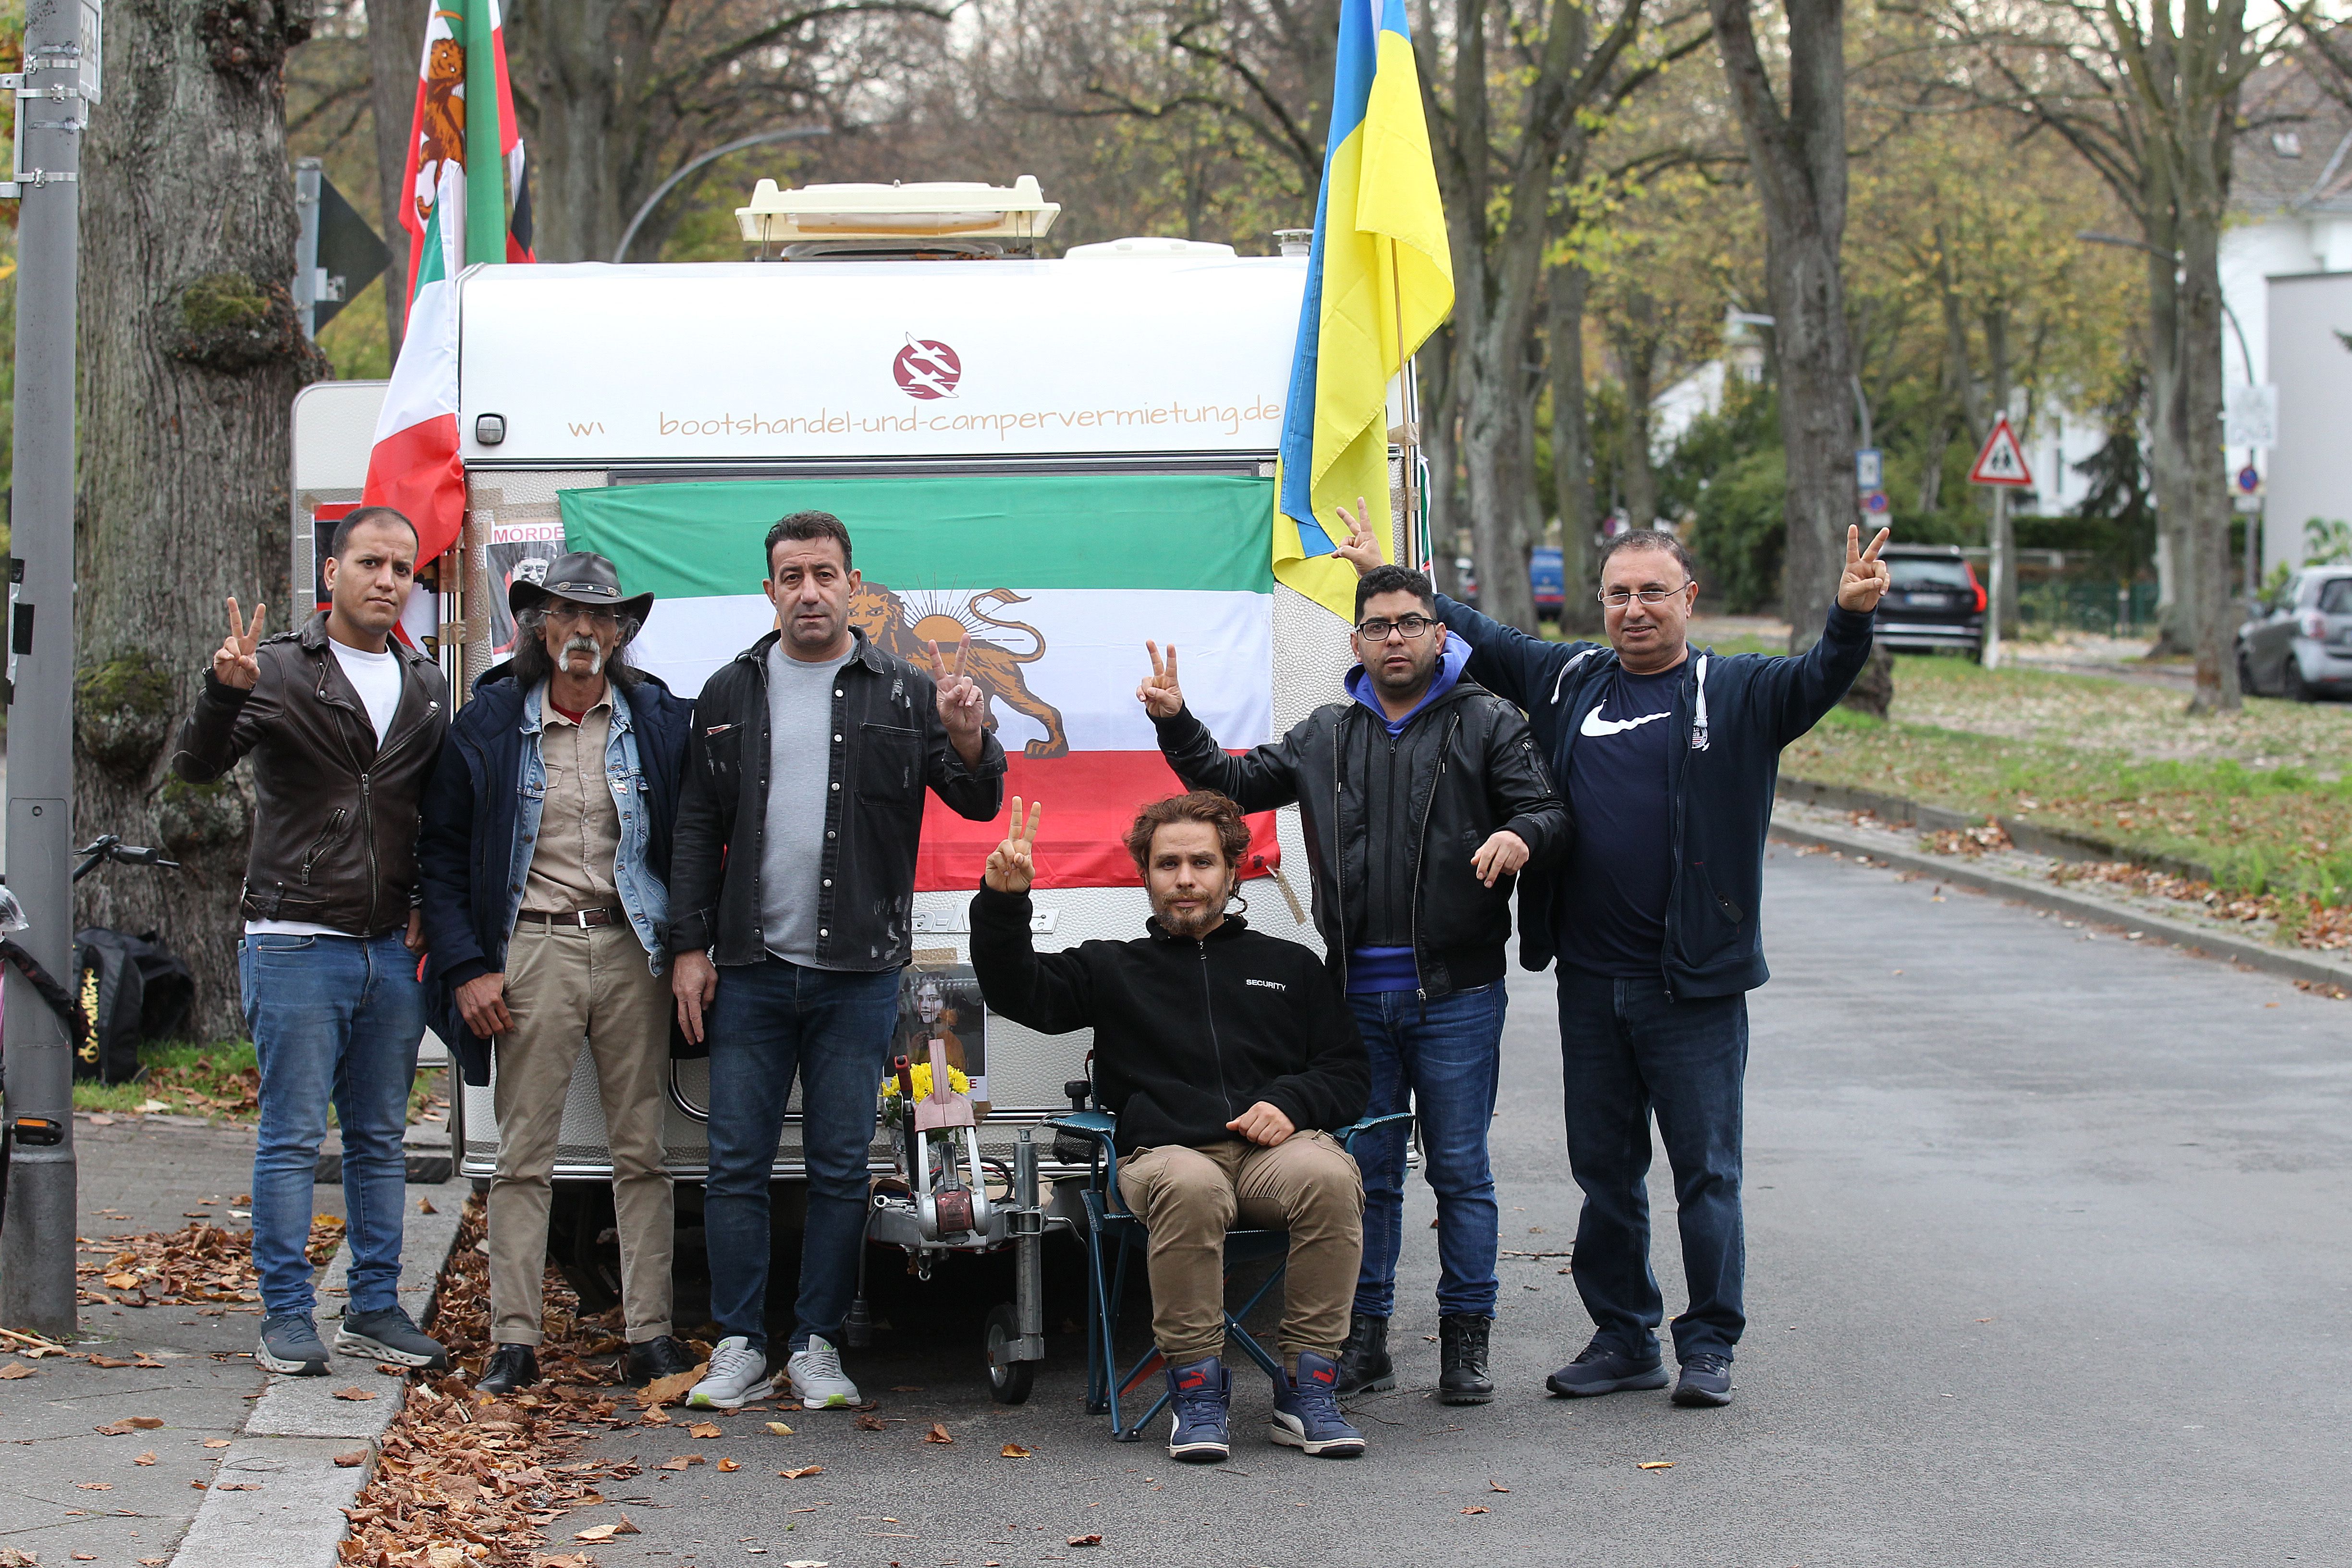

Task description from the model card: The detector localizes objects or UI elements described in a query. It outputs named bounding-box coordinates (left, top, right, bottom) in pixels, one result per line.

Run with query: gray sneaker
left=257, top=1313, right=330, bottom=1376
left=685, top=1335, right=776, bottom=1410
left=335, top=1305, right=449, bottom=1370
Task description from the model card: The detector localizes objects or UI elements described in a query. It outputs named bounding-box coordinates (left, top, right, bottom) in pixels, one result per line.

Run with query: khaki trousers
left=489, top=921, right=675, bottom=1346
left=1117, top=1131, right=1364, bottom=1366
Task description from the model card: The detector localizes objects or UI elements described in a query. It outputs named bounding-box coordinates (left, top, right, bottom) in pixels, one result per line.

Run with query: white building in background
left=2226, top=63, right=2352, bottom=577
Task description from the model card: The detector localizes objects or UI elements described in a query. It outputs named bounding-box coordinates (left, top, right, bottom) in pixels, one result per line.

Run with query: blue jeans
left=703, top=956, right=900, bottom=1352
left=241, top=931, right=427, bottom=1321
left=1350, top=983, right=1507, bottom=1320
left=1555, top=967, right=1748, bottom=1363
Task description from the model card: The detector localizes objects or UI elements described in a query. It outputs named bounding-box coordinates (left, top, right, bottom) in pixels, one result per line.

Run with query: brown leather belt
left=518, top=907, right=625, bottom=929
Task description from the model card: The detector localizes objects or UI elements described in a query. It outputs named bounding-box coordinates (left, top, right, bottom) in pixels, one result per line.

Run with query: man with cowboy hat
left=417, top=551, right=699, bottom=1393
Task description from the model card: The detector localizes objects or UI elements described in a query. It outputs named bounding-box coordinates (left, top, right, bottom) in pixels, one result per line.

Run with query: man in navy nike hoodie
left=1333, top=513, right=1893, bottom=1409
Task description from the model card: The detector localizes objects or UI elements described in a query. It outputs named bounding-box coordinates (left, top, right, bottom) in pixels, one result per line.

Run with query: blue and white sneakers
left=1164, top=1354, right=1231, bottom=1462
left=1268, top=1349, right=1366, bottom=1458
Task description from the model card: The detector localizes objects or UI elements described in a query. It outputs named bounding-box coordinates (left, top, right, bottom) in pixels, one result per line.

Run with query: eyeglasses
left=1355, top=614, right=1434, bottom=641
left=544, top=605, right=621, bottom=629
left=1597, top=582, right=1694, bottom=608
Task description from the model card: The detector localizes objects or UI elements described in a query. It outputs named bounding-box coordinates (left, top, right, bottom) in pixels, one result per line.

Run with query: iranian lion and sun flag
left=360, top=0, right=1446, bottom=893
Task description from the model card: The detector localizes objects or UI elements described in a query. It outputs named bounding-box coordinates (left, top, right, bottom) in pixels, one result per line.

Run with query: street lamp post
left=2, top=0, right=97, bottom=1339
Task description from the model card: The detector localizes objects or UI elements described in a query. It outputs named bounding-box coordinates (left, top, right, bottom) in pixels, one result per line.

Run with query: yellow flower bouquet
left=880, top=1060, right=973, bottom=1127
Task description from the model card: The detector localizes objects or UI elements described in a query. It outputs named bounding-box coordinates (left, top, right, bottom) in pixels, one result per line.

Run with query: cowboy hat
left=509, top=551, right=655, bottom=633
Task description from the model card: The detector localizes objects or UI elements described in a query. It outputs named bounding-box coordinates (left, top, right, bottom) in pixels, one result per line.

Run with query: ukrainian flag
left=1275, top=0, right=1454, bottom=620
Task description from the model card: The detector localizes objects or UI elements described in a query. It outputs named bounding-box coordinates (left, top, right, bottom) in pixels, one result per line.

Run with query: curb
left=1768, top=808, right=2352, bottom=992
left=172, top=1172, right=467, bottom=1568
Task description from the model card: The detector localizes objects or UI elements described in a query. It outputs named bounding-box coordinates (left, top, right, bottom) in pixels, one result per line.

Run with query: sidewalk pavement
left=0, top=1052, right=459, bottom=1568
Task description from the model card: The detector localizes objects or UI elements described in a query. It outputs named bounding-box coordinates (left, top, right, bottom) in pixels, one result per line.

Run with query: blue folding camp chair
left=1048, top=1098, right=1413, bottom=1443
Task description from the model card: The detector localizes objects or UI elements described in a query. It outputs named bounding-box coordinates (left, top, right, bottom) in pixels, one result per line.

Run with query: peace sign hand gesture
left=215, top=598, right=268, bottom=691
left=930, top=637, right=989, bottom=761
left=1837, top=525, right=1893, bottom=613
left=1329, top=495, right=1385, bottom=577
left=984, top=796, right=1044, bottom=896
left=1135, top=641, right=1185, bottom=719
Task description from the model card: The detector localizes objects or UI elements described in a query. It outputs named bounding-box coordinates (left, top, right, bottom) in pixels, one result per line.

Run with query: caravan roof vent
left=737, top=177, right=1062, bottom=248
left=1064, top=236, right=1237, bottom=261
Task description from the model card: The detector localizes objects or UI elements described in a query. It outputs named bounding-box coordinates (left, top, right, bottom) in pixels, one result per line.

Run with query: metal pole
left=2, top=0, right=93, bottom=1339
left=612, top=125, right=830, bottom=264
left=293, top=156, right=322, bottom=339
left=1983, top=487, right=2007, bottom=673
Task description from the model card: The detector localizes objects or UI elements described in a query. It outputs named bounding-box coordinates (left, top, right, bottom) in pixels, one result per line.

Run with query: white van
left=288, top=185, right=1407, bottom=1286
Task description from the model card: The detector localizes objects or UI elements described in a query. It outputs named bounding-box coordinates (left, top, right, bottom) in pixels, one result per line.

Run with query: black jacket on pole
left=968, top=883, right=1368, bottom=1155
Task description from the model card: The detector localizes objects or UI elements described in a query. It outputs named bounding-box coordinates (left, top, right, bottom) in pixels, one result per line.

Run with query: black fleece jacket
left=968, top=883, right=1368, bottom=1154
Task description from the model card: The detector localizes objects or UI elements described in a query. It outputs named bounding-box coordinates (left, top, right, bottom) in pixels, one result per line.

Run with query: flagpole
left=1390, top=235, right=1423, bottom=572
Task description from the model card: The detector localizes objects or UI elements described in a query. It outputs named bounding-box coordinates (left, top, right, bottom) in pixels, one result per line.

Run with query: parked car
left=1872, top=543, right=1985, bottom=655
left=1530, top=545, right=1565, bottom=620
left=2236, top=564, right=2352, bottom=700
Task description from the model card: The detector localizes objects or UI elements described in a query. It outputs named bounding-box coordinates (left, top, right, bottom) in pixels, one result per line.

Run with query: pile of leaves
left=340, top=1197, right=674, bottom=1567
left=1919, top=817, right=2014, bottom=858
left=2046, top=859, right=2352, bottom=953
left=71, top=1042, right=263, bottom=1120
left=75, top=1213, right=346, bottom=1309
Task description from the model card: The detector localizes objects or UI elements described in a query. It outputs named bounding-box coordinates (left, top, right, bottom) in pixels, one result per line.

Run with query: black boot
left=1334, top=1312, right=1395, bottom=1396
left=1438, top=1313, right=1494, bottom=1405
left=625, top=1334, right=698, bottom=1385
left=476, top=1343, right=539, bottom=1396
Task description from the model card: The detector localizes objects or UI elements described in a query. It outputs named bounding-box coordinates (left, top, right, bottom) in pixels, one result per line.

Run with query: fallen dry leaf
left=213, top=1482, right=260, bottom=1491
left=75, top=1481, right=114, bottom=1490
left=688, top=1421, right=723, bottom=1439
left=86, top=1355, right=133, bottom=1368
left=127, top=1416, right=162, bottom=1429
left=639, top=1364, right=706, bottom=1408
left=94, top=1421, right=135, bottom=1436
left=133, top=1357, right=164, bottom=1369
left=639, top=1406, right=674, bottom=1425
left=717, top=1457, right=742, bottom=1471
left=1459, top=1506, right=1489, bottom=1515
left=854, top=1412, right=888, bottom=1432
left=73, top=1556, right=96, bottom=1562
left=1489, top=1480, right=1510, bottom=1493
left=658, top=1455, right=704, bottom=1470
left=779, top=1464, right=823, bottom=1479
left=574, top=1525, right=620, bottom=1543
left=418, top=1197, right=438, bottom=1214
left=764, top=1421, right=795, bottom=1435
left=0, top=1362, right=30, bottom=1379
left=1067, top=1534, right=1103, bottom=1547
left=332, top=1450, right=369, bottom=1468
left=376, top=1362, right=408, bottom=1376
left=1638, top=1461, right=1675, bottom=1470
left=203, top=1437, right=231, bottom=1449
left=103, top=1272, right=142, bottom=1290
left=1000, top=1443, right=1033, bottom=1458
left=133, top=1451, right=157, bottom=1466
left=331, top=1387, right=376, bottom=1401
left=924, top=1422, right=954, bottom=1445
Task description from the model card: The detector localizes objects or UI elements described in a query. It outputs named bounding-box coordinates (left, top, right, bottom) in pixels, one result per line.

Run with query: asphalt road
left=553, top=846, right=2352, bottom=1568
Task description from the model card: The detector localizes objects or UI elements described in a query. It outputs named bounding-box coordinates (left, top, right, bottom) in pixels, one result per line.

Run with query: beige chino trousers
left=1117, top=1131, right=1364, bottom=1367
left=488, top=920, right=675, bottom=1346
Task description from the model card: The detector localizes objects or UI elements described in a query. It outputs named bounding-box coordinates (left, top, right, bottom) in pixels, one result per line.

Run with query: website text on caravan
left=650, top=398, right=1285, bottom=442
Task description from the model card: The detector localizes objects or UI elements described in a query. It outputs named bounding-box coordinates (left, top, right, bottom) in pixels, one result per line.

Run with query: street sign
left=2236, top=464, right=2262, bottom=496
left=2222, top=383, right=2277, bottom=449
left=1862, top=489, right=1890, bottom=514
left=1967, top=414, right=2034, bottom=488
left=1856, top=447, right=1883, bottom=491
left=79, top=1, right=102, bottom=104
left=314, top=174, right=389, bottom=331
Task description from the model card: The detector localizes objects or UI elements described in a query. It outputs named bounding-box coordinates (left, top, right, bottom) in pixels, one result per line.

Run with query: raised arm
left=1142, top=641, right=1307, bottom=811
left=171, top=598, right=278, bottom=782
left=1750, top=526, right=1887, bottom=744
left=967, top=799, right=1097, bottom=1034
left=922, top=646, right=1009, bottom=821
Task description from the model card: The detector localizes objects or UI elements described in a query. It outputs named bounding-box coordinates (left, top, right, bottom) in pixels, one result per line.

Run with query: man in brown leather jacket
left=171, top=507, right=451, bottom=1379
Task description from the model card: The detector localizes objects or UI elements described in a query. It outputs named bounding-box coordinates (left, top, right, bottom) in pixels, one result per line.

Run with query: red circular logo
left=892, top=339, right=962, bottom=401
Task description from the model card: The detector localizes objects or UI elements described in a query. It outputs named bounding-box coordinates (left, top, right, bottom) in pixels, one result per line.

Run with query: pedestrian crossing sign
left=1967, top=415, right=2034, bottom=488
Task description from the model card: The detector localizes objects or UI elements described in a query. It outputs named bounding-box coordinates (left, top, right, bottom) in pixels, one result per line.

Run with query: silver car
left=2236, top=565, right=2352, bottom=700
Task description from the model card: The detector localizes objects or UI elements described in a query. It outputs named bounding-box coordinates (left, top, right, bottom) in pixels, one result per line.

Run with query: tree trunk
left=365, top=0, right=427, bottom=360
left=1548, top=261, right=1601, bottom=633
left=76, top=0, right=328, bottom=1041
left=509, top=0, right=627, bottom=262
left=1615, top=321, right=1660, bottom=529
left=2177, top=209, right=2238, bottom=710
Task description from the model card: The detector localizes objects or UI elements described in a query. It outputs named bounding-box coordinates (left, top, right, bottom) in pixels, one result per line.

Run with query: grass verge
left=71, top=1038, right=447, bottom=1124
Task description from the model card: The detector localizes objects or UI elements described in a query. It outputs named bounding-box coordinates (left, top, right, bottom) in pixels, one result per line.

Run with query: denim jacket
left=510, top=682, right=669, bottom=970
left=418, top=663, right=695, bottom=1086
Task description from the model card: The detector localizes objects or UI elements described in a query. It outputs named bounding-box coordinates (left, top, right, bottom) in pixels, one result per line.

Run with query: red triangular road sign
left=1968, top=415, right=2034, bottom=488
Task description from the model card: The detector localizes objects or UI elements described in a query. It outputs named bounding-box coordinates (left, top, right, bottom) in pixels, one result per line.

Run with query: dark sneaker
left=1544, top=1341, right=1668, bottom=1398
left=1269, top=1350, right=1366, bottom=1458
left=1438, top=1313, right=1495, bottom=1405
left=256, top=1313, right=330, bottom=1376
left=1164, top=1355, right=1231, bottom=1463
left=476, top=1343, right=539, bottom=1396
left=625, top=1334, right=698, bottom=1386
left=335, top=1305, right=450, bottom=1371
left=1335, top=1312, right=1395, bottom=1396
left=1672, top=1352, right=1733, bottom=1407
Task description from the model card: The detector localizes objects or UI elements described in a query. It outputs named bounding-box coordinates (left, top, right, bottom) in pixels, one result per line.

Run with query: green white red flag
left=362, top=0, right=534, bottom=566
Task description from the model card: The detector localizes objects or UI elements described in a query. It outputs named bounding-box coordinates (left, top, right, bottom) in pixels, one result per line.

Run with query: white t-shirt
left=245, top=639, right=408, bottom=940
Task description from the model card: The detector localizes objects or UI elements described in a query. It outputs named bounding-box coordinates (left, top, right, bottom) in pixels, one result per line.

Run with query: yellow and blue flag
left=1276, top=0, right=1454, bottom=619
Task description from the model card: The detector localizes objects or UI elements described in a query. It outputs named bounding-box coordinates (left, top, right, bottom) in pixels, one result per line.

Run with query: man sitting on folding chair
left=969, top=790, right=1372, bottom=1463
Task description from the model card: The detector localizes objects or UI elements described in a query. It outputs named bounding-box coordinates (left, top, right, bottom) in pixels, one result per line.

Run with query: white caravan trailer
left=288, top=185, right=1415, bottom=1310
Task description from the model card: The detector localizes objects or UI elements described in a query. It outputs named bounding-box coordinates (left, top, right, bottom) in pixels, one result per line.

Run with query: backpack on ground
left=70, top=927, right=196, bottom=1084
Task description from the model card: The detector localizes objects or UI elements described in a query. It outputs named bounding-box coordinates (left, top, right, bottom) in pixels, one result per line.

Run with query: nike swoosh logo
left=1580, top=706, right=1672, bottom=738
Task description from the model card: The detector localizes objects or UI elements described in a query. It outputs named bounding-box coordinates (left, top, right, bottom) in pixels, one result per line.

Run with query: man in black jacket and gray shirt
left=972, top=790, right=1371, bottom=1464
left=1141, top=563, right=1567, bottom=1404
